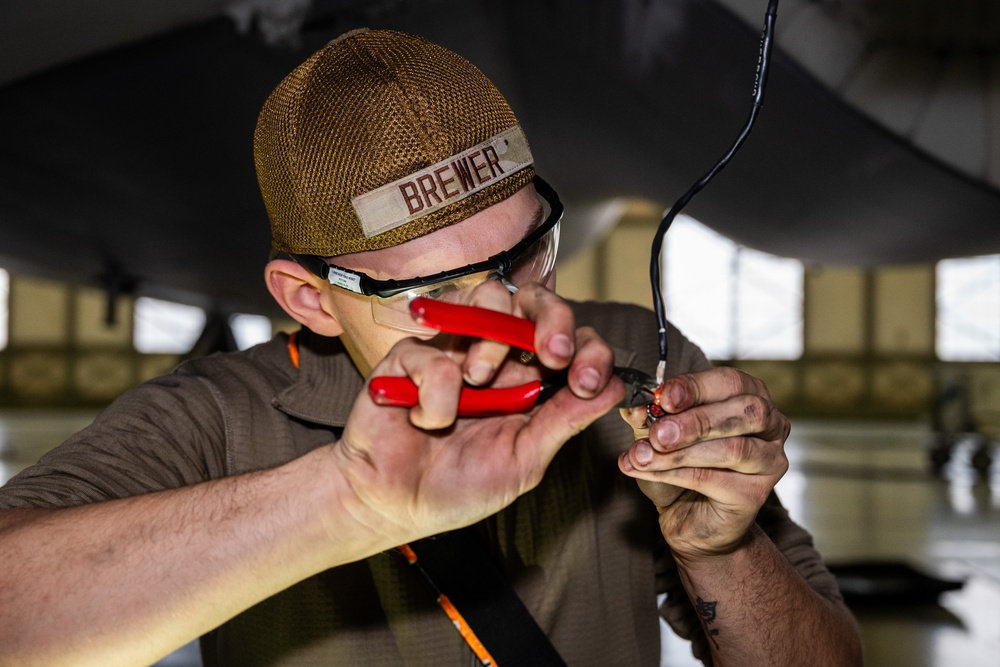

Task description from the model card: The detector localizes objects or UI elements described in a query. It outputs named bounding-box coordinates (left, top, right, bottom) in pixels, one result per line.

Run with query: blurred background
left=0, top=1, right=997, bottom=665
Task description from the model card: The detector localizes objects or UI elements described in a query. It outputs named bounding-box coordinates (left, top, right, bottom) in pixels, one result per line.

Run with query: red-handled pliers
left=368, top=297, right=662, bottom=417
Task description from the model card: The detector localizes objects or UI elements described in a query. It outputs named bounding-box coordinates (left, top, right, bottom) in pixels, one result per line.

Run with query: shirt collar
left=271, top=327, right=365, bottom=428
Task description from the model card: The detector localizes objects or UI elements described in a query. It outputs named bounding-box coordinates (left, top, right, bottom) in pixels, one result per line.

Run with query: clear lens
left=508, top=188, right=560, bottom=287
left=370, top=270, right=498, bottom=334
left=367, top=189, right=561, bottom=334
left=508, top=218, right=559, bottom=287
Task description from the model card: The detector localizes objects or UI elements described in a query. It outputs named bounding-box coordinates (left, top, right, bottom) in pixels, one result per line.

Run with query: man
left=0, top=29, right=861, bottom=666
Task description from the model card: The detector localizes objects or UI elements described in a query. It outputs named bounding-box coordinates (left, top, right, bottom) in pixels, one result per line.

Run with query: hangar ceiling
left=0, top=0, right=998, bottom=315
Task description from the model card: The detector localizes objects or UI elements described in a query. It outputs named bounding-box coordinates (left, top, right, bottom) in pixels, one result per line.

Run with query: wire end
left=655, top=360, right=666, bottom=387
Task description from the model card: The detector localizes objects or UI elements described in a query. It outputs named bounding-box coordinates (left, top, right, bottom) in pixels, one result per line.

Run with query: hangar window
left=936, top=255, right=1000, bottom=361
left=662, top=216, right=803, bottom=360
left=0, top=268, right=7, bottom=350
left=133, top=297, right=207, bottom=354
left=230, top=313, right=272, bottom=350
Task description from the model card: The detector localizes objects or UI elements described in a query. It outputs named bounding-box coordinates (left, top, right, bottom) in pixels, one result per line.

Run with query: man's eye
left=423, top=284, right=464, bottom=302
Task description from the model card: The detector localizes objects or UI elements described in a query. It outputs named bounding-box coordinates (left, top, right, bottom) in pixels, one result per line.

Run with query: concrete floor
left=2, top=410, right=998, bottom=666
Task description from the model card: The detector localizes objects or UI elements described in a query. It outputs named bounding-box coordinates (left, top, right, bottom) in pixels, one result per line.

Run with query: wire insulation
left=650, top=0, right=779, bottom=384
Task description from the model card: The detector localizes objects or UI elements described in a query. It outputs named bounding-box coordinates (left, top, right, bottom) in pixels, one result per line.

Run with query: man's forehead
left=333, top=185, right=542, bottom=278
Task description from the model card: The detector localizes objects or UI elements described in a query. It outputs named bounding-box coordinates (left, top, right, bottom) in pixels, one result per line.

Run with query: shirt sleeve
left=0, top=372, right=229, bottom=509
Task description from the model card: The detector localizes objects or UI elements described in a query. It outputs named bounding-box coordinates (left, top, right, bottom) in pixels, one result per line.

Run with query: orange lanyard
left=287, top=331, right=301, bottom=369
left=286, top=332, right=497, bottom=666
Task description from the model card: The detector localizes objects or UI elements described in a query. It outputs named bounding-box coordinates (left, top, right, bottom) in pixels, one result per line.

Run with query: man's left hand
left=618, top=367, right=790, bottom=561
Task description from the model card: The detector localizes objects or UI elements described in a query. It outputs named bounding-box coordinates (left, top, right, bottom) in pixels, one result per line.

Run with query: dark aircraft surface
left=1, top=0, right=998, bottom=317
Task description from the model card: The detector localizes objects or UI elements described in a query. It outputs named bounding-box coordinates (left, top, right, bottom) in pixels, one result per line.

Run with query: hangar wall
left=1, top=211, right=999, bottom=427
left=557, top=206, right=1000, bottom=426
left=0, top=276, right=179, bottom=405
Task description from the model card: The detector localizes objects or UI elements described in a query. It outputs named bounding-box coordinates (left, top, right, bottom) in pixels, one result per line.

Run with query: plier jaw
left=367, top=297, right=665, bottom=418
left=614, top=366, right=661, bottom=410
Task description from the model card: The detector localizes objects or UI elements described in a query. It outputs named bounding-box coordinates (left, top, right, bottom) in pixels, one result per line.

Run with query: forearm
left=0, top=444, right=382, bottom=667
left=673, top=524, right=862, bottom=667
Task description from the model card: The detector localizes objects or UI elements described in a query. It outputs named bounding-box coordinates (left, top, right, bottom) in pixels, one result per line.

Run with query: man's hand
left=618, top=367, right=790, bottom=560
left=333, top=283, right=625, bottom=548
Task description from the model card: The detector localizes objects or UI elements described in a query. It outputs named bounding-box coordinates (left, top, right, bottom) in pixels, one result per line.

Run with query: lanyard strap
left=405, top=529, right=567, bottom=667
left=399, top=543, right=498, bottom=666
left=287, top=332, right=565, bottom=666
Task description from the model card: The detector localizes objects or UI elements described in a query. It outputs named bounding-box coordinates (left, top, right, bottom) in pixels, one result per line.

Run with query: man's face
left=323, top=183, right=548, bottom=376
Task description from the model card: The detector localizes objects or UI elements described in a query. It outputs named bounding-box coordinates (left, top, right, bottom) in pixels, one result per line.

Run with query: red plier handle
left=368, top=298, right=661, bottom=417
left=368, top=297, right=545, bottom=417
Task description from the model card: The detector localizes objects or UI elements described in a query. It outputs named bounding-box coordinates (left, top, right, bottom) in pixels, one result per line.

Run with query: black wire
left=650, top=0, right=779, bottom=375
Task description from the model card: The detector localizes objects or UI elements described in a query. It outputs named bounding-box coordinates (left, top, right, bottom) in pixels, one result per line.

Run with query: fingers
left=369, top=338, right=463, bottom=430
left=621, top=434, right=787, bottom=479
left=619, top=405, right=650, bottom=439
left=461, top=283, right=615, bottom=402
left=566, top=326, right=615, bottom=398
left=461, top=280, right=518, bottom=385
left=619, top=453, right=783, bottom=512
left=511, top=367, right=624, bottom=488
left=618, top=431, right=788, bottom=519
left=617, top=368, right=793, bottom=559
left=659, top=366, right=771, bottom=413
left=459, top=281, right=576, bottom=385
left=649, top=368, right=789, bottom=453
left=511, top=283, right=576, bottom=370
left=512, top=284, right=616, bottom=399
left=618, top=367, right=790, bottom=505
left=370, top=282, right=622, bottom=429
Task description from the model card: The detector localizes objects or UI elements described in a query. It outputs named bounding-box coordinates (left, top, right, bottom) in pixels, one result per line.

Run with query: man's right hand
left=331, top=284, right=624, bottom=547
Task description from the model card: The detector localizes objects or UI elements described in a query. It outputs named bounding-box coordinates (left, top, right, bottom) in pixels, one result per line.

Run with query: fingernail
left=466, top=362, right=493, bottom=385
left=655, top=420, right=680, bottom=446
left=578, top=367, right=601, bottom=393
left=634, top=440, right=653, bottom=465
left=666, top=382, right=685, bottom=408
left=547, top=334, right=573, bottom=359
left=620, top=453, right=634, bottom=472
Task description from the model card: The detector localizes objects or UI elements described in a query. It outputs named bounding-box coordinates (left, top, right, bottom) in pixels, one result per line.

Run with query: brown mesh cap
left=255, top=28, right=535, bottom=257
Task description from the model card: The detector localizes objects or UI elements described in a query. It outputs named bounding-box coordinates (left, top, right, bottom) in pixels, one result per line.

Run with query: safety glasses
left=289, top=175, right=562, bottom=333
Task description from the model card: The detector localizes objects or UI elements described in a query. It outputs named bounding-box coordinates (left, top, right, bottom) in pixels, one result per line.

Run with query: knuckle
left=577, top=327, right=613, bottom=361
left=576, top=324, right=600, bottom=341
left=725, top=436, right=756, bottom=466
left=545, top=296, right=573, bottom=323
left=739, top=394, right=771, bottom=431
left=471, top=279, right=513, bottom=306
left=385, top=337, right=417, bottom=360
left=688, top=466, right=713, bottom=487
left=776, top=450, right=790, bottom=477
left=719, top=366, right=746, bottom=394
left=524, top=467, right=545, bottom=491
left=428, top=357, right=463, bottom=384
left=754, top=376, right=773, bottom=401
left=691, top=410, right=713, bottom=439
left=518, top=281, right=546, bottom=297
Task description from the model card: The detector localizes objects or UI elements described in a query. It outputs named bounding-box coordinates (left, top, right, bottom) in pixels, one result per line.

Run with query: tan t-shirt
left=0, top=301, right=843, bottom=666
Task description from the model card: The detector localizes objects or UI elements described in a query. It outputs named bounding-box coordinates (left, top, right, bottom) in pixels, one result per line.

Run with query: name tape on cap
left=352, top=126, right=533, bottom=238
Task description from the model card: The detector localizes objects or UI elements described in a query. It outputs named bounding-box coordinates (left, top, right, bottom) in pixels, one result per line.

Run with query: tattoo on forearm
left=695, top=596, right=721, bottom=650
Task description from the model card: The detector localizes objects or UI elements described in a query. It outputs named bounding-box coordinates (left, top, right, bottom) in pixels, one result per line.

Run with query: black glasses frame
left=289, top=175, right=562, bottom=299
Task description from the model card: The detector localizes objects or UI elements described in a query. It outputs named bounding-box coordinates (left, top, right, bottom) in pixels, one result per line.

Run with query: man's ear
left=264, top=259, right=344, bottom=336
